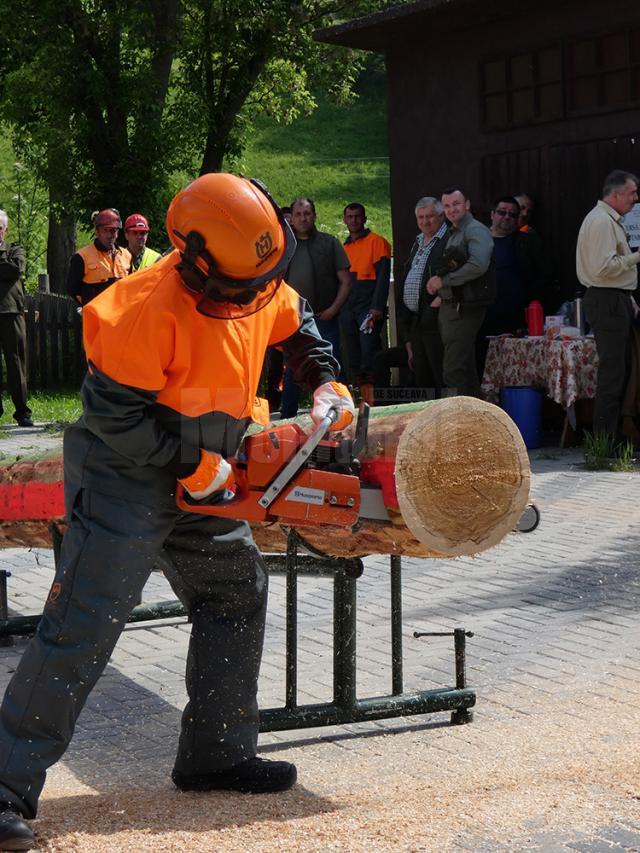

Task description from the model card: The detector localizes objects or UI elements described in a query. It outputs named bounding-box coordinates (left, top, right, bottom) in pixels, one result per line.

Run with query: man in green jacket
left=427, top=187, right=495, bottom=397
left=0, top=209, right=33, bottom=427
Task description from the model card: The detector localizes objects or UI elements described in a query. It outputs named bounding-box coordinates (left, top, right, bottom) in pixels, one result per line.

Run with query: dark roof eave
left=314, top=0, right=463, bottom=51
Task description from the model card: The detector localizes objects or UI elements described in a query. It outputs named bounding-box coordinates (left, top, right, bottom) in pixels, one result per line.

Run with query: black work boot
left=0, top=803, right=34, bottom=851
left=172, top=757, right=297, bottom=794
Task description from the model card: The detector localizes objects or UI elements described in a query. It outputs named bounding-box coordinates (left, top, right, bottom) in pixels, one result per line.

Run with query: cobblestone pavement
left=1, top=427, right=639, bottom=850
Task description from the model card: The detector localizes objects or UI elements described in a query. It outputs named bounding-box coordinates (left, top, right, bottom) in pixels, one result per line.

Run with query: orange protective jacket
left=67, top=242, right=132, bottom=305
left=343, top=230, right=391, bottom=312
left=64, top=254, right=338, bottom=508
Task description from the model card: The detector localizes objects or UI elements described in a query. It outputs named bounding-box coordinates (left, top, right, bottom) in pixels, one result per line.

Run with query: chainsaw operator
left=0, top=173, right=355, bottom=851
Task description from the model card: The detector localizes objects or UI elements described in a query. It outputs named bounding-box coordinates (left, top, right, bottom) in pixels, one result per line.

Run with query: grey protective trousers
left=0, top=487, right=268, bottom=818
left=438, top=302, right=487, bottom=397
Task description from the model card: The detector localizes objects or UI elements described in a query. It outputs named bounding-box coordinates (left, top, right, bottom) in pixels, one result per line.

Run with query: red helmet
left=92, top=208, right=122, bottom=229
left=124, top=213, right=149, bottom=232
left=166, top=173, right=295, bottom=289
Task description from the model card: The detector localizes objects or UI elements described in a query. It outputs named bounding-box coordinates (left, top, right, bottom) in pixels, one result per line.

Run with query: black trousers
left=409, top=307, right=443, bottom=393
left=0, top=486, right=267, bottom=818
left=0, top=312, right=31, bottom=420
left=584, top=287, right=634, bottom=437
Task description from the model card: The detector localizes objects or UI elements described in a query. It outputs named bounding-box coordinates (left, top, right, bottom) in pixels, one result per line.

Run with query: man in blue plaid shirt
left=395, top=197, right=449, bottom=395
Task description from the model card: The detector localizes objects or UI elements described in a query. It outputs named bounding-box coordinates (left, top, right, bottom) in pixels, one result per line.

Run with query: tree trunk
left=46, top=212, right=76, bottom=294
left=0, top=398, right=530, bottom=557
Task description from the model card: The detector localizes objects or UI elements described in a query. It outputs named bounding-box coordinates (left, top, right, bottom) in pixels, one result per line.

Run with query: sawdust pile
left=35, top=688, right=639, bottom=851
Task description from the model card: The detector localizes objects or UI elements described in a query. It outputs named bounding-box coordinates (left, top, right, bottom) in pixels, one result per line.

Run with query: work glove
left=178, top=450, right=234, bottom=500
left=311, top=381, right=355, bottom=431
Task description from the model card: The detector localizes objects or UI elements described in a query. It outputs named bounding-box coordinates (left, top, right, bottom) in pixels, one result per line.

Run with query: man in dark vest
left=427, top=187, right=494, bottom=397
left=0, top=209, right=33, bottom=427
left=279, top=197, right=351, bottom=417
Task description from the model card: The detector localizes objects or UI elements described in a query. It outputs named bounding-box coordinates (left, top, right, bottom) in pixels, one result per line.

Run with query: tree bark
left=46, top=212, right=76, bottom=294
left=0, top=398, right=530, bottom=557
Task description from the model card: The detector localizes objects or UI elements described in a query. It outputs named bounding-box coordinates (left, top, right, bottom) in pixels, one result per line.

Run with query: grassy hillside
left=235, top=85, right=391, bottom=243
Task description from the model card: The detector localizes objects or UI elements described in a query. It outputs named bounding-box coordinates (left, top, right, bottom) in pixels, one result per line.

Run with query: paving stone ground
left=0, top=426, right=639, bottom=850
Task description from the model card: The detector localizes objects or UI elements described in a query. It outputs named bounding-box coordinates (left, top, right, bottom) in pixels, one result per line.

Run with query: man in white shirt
left=576, top=170, right=640, bottom=439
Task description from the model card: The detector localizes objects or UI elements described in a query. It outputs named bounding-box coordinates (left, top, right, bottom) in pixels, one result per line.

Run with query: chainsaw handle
left=321, top=406, right=339, bottom=431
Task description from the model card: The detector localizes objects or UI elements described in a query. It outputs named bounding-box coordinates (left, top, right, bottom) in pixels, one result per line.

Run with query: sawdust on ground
left=34, top=687, right=640, bottom=851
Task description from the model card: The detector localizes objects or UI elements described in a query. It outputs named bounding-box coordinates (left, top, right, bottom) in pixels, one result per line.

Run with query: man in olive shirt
left=577, top=169, right=640, bottom=439
left=280, top=197, right=351, bottom=417
left=427, top=187, right=494, bottom=397
left=0, top=209, right=33, bottom=427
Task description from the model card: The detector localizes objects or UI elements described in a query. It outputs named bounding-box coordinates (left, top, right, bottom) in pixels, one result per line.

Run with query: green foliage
left=0, top=0, right=389, bottom=228
left=0, top=69, right=390, bottom=276
left=0, top=0, right=180, bottom=227
left=0, top=0, right=392, bottom=276
left=584, top=431, right=636, bottom=472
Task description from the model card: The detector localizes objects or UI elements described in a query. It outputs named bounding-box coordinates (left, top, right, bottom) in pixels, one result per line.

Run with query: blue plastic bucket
left=499, top=386, right=543, bottom=449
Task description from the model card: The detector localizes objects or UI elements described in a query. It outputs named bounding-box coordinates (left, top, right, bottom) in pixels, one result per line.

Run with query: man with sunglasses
left=0, top=173, right=355, bottom=850
left=66, top=208, right=132, bottom=306
left=488, top=196, right=546, bottom=331
left=476, top=196, right=549, bottom=375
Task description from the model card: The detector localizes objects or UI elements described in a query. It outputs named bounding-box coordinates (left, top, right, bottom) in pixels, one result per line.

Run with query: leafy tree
left=0, top=0, right=179, bottom=289
left=0, top=0, right=388, bottom=288
left=172, top=0, right=384, bottom=174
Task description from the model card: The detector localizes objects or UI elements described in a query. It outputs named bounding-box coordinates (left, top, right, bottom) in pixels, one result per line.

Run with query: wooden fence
left=24, top=293, right=85, bottom=391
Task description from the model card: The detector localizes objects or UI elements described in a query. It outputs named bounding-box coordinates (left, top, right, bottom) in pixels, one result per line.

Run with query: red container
left=525, top=300, right=544, bottom=336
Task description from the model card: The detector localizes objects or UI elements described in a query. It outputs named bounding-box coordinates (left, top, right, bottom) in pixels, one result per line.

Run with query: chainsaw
left=175, top=404, right=393, bottom=528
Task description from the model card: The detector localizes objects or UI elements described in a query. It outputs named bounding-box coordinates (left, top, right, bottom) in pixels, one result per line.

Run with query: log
left=0, top=397, right=530, bottom=557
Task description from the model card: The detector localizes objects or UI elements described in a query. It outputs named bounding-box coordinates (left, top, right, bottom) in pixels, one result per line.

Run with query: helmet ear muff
left=177, top=229, right=218, bottom=292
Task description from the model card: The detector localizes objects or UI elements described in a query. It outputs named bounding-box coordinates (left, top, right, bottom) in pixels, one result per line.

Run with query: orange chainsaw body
left=176, top=423, right=361, bottom=527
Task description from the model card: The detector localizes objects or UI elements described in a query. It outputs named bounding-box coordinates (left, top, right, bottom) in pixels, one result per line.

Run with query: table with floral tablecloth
left=481, top=336, right=598, bottom=409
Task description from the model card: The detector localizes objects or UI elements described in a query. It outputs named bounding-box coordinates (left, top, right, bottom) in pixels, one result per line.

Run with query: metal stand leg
left=285, top=529, right=298, bottom=709
left=451, top=628, right=474, bottom=725
left=390, top=555, right=403, bottom=695
left=414, top=627, right=475, bottom=725
left=333, top=563, right=357, bottom=711
left=0, top=570, right=12, bottom=647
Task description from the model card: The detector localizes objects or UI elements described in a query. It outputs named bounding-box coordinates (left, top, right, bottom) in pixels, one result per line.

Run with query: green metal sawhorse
left=0, top=527, right=476, bottom=729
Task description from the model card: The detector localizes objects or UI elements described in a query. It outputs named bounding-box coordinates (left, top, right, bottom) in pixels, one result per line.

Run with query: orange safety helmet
left=166, top=173, right=295, bottom=290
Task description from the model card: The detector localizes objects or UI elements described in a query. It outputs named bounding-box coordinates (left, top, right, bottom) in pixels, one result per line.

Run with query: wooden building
left=317, top=0, right=640, bottom=303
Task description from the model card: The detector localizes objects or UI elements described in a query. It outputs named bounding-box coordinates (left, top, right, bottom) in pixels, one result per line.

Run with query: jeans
left=280, top=317, right=344, bottom=418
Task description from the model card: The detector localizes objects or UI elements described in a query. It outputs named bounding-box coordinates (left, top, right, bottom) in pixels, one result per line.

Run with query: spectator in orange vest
left=341, top=203, right=391, bottom=403
left=66, top=208, right=131, bottom=305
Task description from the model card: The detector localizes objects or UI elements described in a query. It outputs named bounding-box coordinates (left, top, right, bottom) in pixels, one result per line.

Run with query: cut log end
left=395, top=396, right=531, bottom=557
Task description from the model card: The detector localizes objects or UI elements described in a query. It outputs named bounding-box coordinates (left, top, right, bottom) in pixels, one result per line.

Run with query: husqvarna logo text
left=285, top=486, right=325, bottom=506
left=255, top=232, right=273, bottom=260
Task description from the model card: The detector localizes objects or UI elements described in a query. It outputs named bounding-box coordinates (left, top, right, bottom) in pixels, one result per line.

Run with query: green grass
left=236, top=87, right=391, bottom=243
left=583, top=431, right=636, bottom=472
left=0, top=388, right=82, bottom=427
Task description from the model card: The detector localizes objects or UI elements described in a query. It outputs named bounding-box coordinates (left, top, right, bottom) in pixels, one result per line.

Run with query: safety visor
left=195, top=276, right=282, bottom=320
